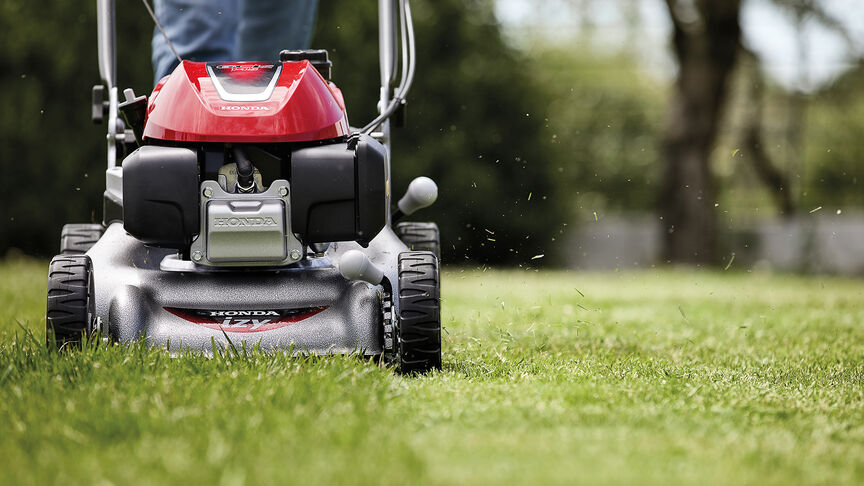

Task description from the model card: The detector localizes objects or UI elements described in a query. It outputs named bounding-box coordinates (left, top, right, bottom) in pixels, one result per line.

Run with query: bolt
left=192, top=251, right=203, bottom=262
left=203, top=187, right=213, bottom=198
left=290, top=249, right=301, bottom=260
left=278, top=186, right=288, bottom=197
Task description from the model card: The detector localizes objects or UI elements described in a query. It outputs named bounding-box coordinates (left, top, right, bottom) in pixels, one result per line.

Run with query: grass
left=1, top=256, right=863, bottom=485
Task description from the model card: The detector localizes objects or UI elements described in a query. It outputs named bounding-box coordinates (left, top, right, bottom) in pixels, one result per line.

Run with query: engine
left=113, top=55, right=387, bottom=266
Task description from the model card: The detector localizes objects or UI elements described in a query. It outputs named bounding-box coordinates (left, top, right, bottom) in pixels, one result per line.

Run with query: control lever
left=392, top=176, right=438, bottom=222
left=339, top=250, right=384, bottom=285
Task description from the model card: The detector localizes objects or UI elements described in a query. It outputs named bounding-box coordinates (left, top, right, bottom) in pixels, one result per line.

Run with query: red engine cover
left=143, top=60, right=349, bottom=143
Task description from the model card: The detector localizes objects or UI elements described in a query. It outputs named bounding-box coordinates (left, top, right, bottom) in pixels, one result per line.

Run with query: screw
left=203, top=187, right=213, bottom=198
left=278, top=186, right=288, bottom=197
left=192, top=251, right=203, bottom=262
left=290, top=249, right=301, bottom=260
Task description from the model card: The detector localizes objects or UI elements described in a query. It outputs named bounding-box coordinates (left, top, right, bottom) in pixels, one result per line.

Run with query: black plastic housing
left=291, top=134, right=386, bottom=246
left=122, top=146, right=199, bottom=249
left=119, top=91, right=147, bottom=144
left=279, top=49, right=332, bottom=79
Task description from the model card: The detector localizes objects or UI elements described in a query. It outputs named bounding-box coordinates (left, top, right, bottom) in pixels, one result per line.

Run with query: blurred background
left=1, top=0, right=862, bottom=273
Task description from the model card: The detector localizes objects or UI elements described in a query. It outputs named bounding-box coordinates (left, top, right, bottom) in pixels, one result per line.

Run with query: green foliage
left=532, top=48, right=664, bottom=217
left=3, top=258, right=864, bottom=484
left=801, top=64, right=864, bottom=208
left=316, top=0, right=570, bottom=264
left=0, top=1, right=154, bottom=257
left=716, top=59, right=864, bottom=217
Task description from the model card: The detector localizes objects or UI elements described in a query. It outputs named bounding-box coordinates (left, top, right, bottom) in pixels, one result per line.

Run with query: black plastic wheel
left=395, top=222, right=440, bottom=260
left=60, top=223, right=104, bottom=254
left=46, top=255, right=95, bottom=349
left=396, top=251, right=441, bottom=374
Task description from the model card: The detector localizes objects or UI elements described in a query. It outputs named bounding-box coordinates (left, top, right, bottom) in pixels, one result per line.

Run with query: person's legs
left=151, top=0, right=241, bottom=83
left=236, top=0, right=319, bottom=62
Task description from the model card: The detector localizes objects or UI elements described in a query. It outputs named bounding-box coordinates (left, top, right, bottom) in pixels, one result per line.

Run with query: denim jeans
left=152, top=0, right=319, bottom=83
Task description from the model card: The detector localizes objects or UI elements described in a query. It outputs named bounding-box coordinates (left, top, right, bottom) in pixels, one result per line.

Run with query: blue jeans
left=152, top=0, right=319, bottom=83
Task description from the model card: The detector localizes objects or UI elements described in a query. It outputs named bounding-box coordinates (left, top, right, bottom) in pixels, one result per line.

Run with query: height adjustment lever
left=91, top=85, right=109, bottom=124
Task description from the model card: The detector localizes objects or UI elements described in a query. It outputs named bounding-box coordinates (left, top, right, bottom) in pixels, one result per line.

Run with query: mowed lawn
left=1, top=257, right=862, bottom=485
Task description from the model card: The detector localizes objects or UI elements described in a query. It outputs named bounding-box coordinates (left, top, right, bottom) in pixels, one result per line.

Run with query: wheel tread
left=60, top=223, right=104, bottom=254
left=395, top=222, right=440, bottom=260
left=46, top=254, right=95, bottom=348
left=395, top=250, right=442, bottom=374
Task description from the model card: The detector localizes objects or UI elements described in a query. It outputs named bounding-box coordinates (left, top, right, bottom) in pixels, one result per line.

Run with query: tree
left=658, top=0, right=861, bottom=264
left=660, top=0, right=742, bottom=264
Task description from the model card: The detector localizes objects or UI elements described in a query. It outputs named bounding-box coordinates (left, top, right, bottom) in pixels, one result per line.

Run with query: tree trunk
left=660, top=0, right=742, bottom=264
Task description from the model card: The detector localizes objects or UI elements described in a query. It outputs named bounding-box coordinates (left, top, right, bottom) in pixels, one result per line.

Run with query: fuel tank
left=143, top=60, right=349, bottom=143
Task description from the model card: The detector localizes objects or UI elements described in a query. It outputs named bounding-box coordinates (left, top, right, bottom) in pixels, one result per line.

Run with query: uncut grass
left=1, top=257, right=863, bottom=485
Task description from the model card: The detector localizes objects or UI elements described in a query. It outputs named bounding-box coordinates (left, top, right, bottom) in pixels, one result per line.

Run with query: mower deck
left=88, top=223, right=394, bottom=355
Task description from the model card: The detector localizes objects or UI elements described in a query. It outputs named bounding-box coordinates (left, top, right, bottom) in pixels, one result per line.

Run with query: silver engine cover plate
left=190, top=179, right=304, bottom=267
left=207, top=199, right=286, bottom=262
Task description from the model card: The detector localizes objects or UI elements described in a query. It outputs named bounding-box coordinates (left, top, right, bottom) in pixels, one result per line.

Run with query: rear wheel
left=60, top=223, right=104, bottom=254
left=395, top=222, right=440, bottom=260
left=46, top=255, right=95, bottom=349
left=396, top=251, right=441, bottom=374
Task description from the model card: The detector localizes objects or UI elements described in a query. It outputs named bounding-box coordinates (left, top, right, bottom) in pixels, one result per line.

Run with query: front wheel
left=395, top=251, right=441, bottom=374
left=46, top=255, right=95, bottom=349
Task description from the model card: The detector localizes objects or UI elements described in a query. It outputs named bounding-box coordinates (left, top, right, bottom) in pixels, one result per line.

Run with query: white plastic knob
left=397, top=176, right=438, bottom=216
left=339, top=250, right=384, bottom=285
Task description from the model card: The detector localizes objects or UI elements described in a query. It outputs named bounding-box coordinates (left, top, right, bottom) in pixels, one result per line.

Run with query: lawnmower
left=45, top=0, right=443, bottom=373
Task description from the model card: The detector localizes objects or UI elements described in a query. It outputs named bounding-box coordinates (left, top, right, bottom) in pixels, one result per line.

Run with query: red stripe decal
left=164, top=306, right=327, bottom=333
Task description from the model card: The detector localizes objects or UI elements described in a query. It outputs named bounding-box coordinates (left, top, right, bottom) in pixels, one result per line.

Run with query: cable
left=362, top=0, right=414, bottom=133
left=396, top=0, right=410, bottom=98
left=361, top=0, right=416, bottom=134
left=395, top=0, right=416, bottom=100
left=142, top=0, right=183, bottom=66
